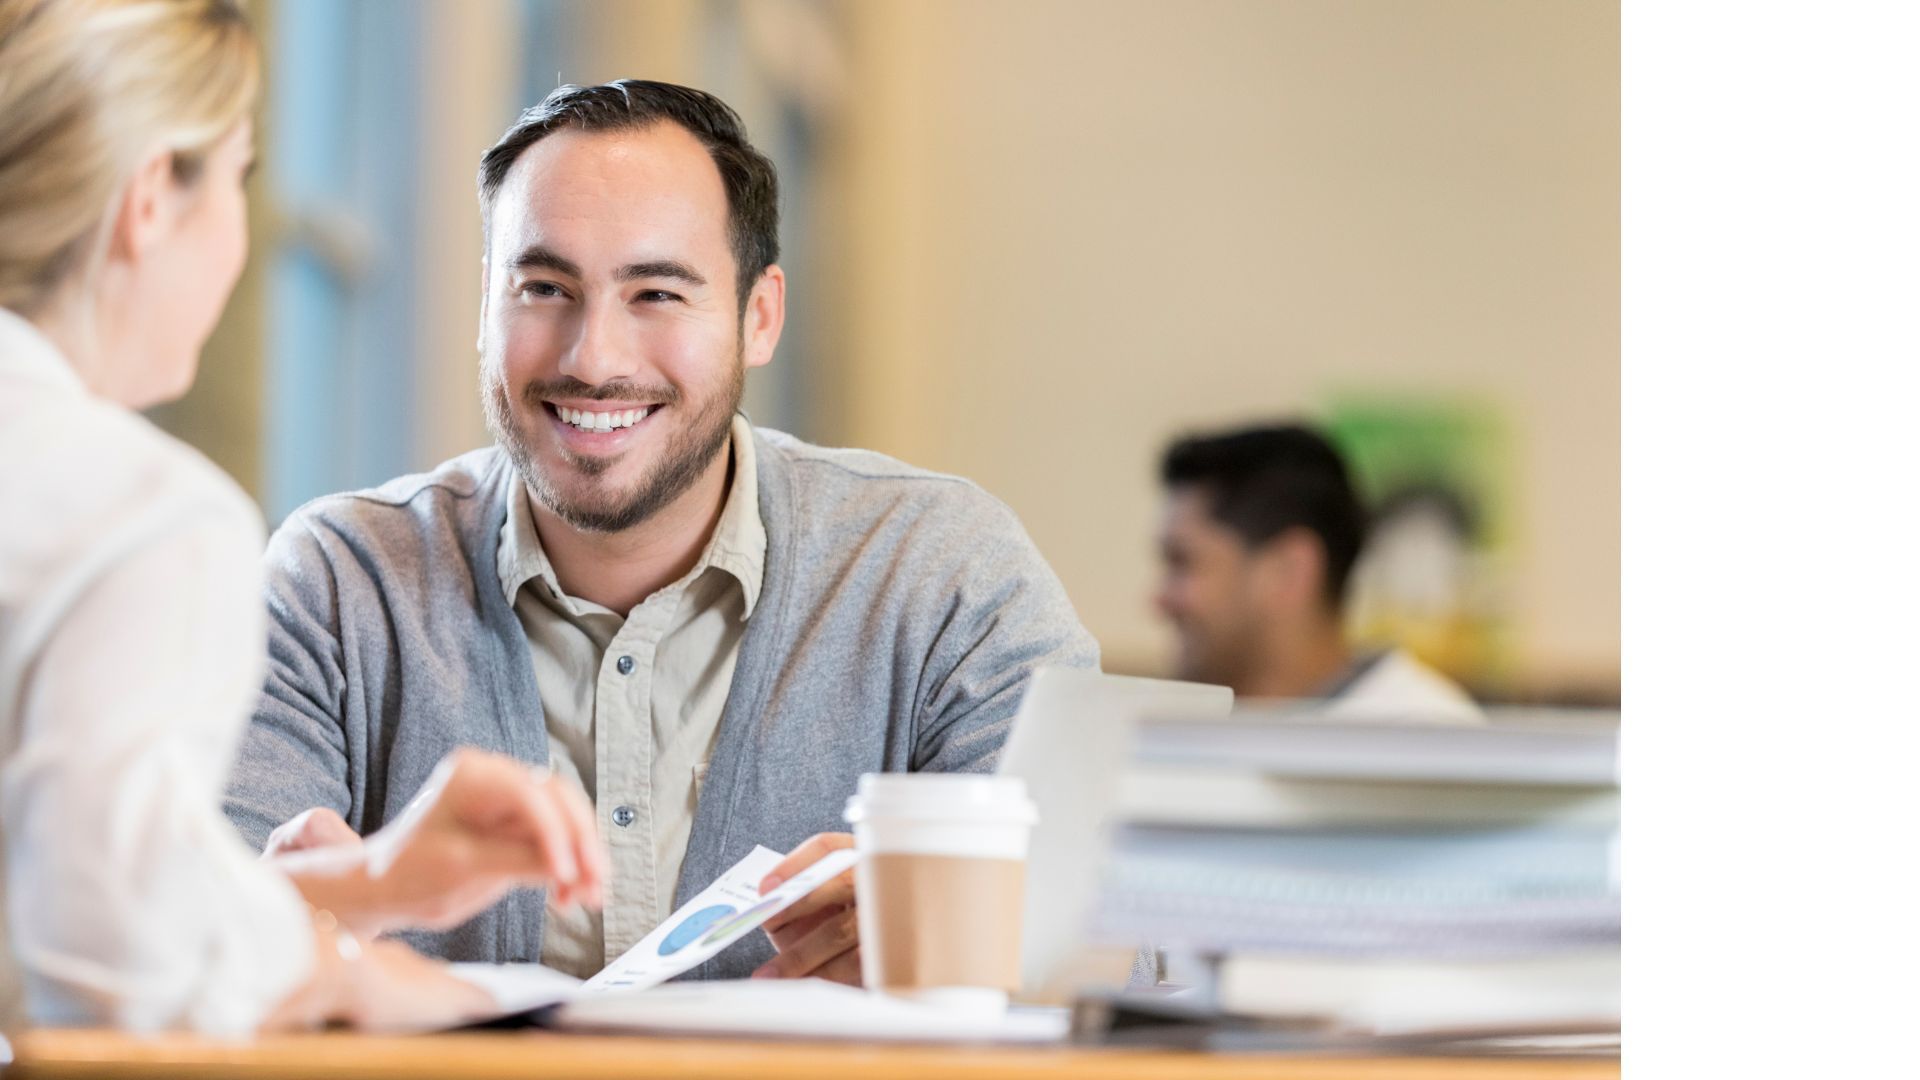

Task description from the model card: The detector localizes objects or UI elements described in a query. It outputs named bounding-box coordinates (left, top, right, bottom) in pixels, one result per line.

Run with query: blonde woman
left=0, top=0, right=606, bottom=1034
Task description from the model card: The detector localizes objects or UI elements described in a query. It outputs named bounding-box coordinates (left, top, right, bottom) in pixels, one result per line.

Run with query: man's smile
left=540, top=399, right=666, bottom=450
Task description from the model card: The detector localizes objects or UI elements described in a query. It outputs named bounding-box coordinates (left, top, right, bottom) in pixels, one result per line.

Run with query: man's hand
left=279, top=749, right=607, bottom=936
left=752, top=833, right=861, bottom=985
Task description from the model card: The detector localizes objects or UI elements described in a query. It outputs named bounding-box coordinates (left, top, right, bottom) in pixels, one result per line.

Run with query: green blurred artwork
left=1325, top=397, right=1514, bottom=690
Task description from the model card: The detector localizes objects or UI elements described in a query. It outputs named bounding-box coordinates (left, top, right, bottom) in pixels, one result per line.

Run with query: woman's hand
left=343, top=941, right=498, bottom=1033
left=263, top=934, right=499, bottom=1033
left=277, top=749, right=606, bottom=937
left=263, top=807, right=362, bottom=858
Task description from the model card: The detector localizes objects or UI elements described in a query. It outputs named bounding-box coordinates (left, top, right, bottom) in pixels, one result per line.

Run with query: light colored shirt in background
left=1322, top=647, right=1486, bottom=725
left=0, top=309, right=311, bottom=1034
left=499, top=415, right=766, bottom=979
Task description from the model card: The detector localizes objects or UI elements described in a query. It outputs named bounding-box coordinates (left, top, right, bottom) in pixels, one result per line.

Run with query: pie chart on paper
left=658, top=904, right=737, bottom=956
left=699, top=896, right=785, bottom=947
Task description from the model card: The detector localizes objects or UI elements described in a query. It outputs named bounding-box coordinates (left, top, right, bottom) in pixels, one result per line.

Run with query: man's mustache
left=520, top=378, right=681, bottom=406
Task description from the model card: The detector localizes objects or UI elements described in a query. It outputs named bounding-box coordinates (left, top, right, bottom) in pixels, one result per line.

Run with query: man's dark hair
left=478, top=79, right=780, bottom=312
left=1161, top=422, right=1368, bottom=609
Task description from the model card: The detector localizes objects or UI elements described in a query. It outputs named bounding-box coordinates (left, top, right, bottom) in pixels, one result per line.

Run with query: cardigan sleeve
left=222, top=516, right=355, bottom=849
left=909, top=494, right=1101, bottom=774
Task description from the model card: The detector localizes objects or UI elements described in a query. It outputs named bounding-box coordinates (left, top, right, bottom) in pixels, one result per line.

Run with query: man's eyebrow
left=507, top=248, right=706, bottom=288
left=619, top=260, right=707, bottom=287
left=508, top=245, right=582, bottom=278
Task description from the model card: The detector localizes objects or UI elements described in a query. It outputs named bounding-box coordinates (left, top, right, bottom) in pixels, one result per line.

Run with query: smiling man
left=223, top=81, right=1097, bottom=985
left=1154, top=423, right=1480, bottom=722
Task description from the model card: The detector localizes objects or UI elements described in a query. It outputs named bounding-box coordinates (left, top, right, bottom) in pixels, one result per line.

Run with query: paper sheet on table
left=448, top=962, right=583, bottom=1015
left=557, top=978, right=1072, bottom=1044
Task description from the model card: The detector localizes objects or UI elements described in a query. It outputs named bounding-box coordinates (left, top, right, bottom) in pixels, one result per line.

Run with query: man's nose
left=558, top=297, right=635, bottom=387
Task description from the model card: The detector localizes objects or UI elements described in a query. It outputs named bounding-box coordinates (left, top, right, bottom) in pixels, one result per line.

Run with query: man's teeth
left=556, top=406, right=653, bottom=432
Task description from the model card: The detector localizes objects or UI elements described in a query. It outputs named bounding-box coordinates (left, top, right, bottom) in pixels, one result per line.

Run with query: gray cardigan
left=223, top=427, right=1099, bottom=978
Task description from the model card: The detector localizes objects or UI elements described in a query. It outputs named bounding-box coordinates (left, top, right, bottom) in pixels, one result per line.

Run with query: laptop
left=994, top=666, right=1232, bottom=1002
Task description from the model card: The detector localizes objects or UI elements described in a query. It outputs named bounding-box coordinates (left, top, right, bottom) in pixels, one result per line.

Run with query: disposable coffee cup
left=844, top=773, right=1038, bottom=1012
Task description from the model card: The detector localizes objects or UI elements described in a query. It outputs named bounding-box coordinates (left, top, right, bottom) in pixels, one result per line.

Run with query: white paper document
left=447, top=962, right=584, bottom=1016
left=584, top=844, right=860, bottom=993
left=451, top=844, right=862, bottom=1015
left=446, top=844, right=1062, bottom=1045
left=560, top=978, right=1071, bottom=1044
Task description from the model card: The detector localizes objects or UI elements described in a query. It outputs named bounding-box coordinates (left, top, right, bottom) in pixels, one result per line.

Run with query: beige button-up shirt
left=497, top=416, right=766, bottom=978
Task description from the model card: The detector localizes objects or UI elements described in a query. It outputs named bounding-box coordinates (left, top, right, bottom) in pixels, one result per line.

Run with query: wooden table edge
left=8, top=1028, right=1621, bottom=1080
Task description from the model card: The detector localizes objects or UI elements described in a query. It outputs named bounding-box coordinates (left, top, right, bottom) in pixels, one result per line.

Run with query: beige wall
left=163, top=0, right=1617, bottom=691
left=411, top=0, right=519, bottom=470
left=154, top=0, right=517, bottom=499
left=818, top=0, right=1619, bottom=688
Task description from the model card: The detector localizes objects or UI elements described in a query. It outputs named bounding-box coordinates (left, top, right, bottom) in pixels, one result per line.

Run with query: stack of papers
left=1095, top=710, right=1621, bottom=1038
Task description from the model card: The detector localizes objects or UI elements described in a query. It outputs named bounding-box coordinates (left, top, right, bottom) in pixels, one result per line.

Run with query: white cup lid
left=843, top=772, right=1037, bottom=825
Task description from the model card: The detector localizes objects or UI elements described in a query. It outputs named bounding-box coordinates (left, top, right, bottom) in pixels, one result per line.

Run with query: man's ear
left=1250, top=528, right=1328, bottom=614
left=108, top=147, right=178, bottom=266
left=740, top=264, right=786, bottom=370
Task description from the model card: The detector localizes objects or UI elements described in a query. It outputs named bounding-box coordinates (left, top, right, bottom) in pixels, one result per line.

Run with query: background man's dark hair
left=478, top=79, right=780, bottom=312
left=1161, top=422, right=1368, bottom=609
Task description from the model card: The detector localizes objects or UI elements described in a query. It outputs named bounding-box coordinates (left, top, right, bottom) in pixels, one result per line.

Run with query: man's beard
left=483, top=358, right=744, bottom=534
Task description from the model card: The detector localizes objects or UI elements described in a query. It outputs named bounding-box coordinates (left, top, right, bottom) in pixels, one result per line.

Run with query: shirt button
left=616, top=655, right=635, bottom=675
left=612, top=805, right=637, bottom=828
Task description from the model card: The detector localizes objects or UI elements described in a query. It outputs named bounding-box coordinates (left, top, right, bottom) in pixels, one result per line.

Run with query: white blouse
left=0, top=308, right=310, bottom=1035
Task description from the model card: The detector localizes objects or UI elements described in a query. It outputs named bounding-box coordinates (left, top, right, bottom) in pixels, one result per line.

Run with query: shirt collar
left=707, top=414, right=767, bottom=617
left=1318, top=649, right=1390, bottom=700
left=497, top=476, right=568, bottom=614
left=0, top=307, right=90, bottom=396
left=497, top=414, right=766, bottom=620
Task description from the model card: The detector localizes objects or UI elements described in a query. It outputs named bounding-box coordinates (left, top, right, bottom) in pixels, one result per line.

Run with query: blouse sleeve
left=2, top=500, right=312, bottom=1035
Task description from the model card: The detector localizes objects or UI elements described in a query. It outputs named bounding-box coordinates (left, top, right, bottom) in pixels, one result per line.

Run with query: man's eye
left=522, top=282, right=568, bottom=299
left=636, top=289, right=683, bottom=304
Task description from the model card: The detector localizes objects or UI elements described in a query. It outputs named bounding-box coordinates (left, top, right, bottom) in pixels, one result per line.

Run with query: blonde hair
left=0, top=0, right=259, bottom=316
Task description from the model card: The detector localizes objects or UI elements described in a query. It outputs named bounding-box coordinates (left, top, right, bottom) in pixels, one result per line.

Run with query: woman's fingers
left=361, top=750, right=607, bottom=930
left=451, top=755, right=580, bottom=887
left=264, top=806, right=361, bottom=858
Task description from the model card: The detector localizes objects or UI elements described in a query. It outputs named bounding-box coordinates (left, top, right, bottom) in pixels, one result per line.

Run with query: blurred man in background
left=1155, top=423, right=1482, bottom=722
